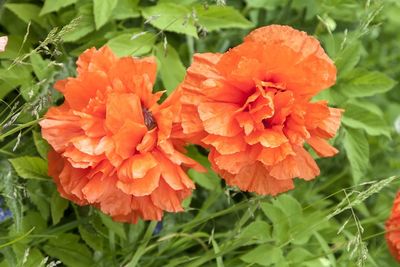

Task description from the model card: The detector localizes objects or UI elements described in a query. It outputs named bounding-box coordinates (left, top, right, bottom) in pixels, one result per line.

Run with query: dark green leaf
left=51, top=190, right=69, bottom=225
left=43, top=233, right=94, bottom=267
left=99, top=213, right=126, bottom=240
left=26, top=181, right=50, bottom=221
left=33, top=131, right=50, bottom=159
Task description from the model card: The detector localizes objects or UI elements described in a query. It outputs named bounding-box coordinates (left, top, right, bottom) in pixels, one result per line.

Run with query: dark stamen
left=142, top=107, right=157, bottom=130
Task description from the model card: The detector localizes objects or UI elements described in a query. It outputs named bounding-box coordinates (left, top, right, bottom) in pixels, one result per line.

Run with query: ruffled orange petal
left=198, top=102, right=241, bottom=137
left=307, top=136, right=338, bottom=157
left=117, top=166, right=161, bottom=196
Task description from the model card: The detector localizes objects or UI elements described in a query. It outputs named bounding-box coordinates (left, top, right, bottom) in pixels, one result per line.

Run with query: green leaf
left=287, top=247, right=314, bottom=263
left=342, top=102, right=391, bottom=137
left=334, top=42, right=362, bottom=77
left=141, top=3, right=197, bottom=37
left=343, top=127, right=369, bottom=183
left=155, top=44, right=186, bottom=94
left=273, top=194, right=302, bottom=226
left=33, top=131, right=50, bottom=159
left=241, top=244, right=283, bottom=266
left=196, top=5, right=254, bottom=31
left=186, top=146, right=221, bottom=191
left=63, top=4, right=95, bottom=42
left=43, top=233, right=94, bottom=267
left=338, top=70, right=396, bottom=97
left=5, top=4, right=47, bottom=28
left=1, top=160, right=23, bottom=232
left=20, top=82, right=40, bottom=102
left=30, top=52, right=54, bottom=81
left=9, top=156, right=49, bottom=180
left=260, top=202, right=290, bottom=244
left=40, top=0, right=78, bottom=15
left=99, top=213, right=127, bottom=240
left=0, top=64, right=33, bottom=99
left=51, top=190, right=69, bottom=225
left=245, top=0, right=282, bottom=10
left=79, top=224, right=105, bottom=251
left=16, top=247, right=44, bottom=267
left=93, top=0, right=118, bottom=29
left=107, top=31, right=155, bottom=57
left=239, top=220, right=271, bottom=243
left=111, top=0, right=140, bottom=20
left=26, top=181, right=50, bottom=221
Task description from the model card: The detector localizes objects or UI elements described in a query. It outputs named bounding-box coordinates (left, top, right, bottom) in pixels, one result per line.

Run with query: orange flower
left=176, top=25, right=342, bottom=195
left=386, top=192, right=400, bottom=262
left=41, top=47, right=203, bottom=223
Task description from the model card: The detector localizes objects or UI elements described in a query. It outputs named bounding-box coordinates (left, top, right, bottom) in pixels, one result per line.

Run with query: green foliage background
left=0, top=0, right=399, bottom=266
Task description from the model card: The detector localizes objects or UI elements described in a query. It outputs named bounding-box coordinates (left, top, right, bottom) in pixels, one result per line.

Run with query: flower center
left=142, top=107, right=157, bottom=130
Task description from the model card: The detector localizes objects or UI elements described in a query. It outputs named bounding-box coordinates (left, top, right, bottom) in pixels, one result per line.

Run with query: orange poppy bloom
left=386, top=192, right=400, bottom=262
left=176, top=25, right=342, bottom=195
left=41, top=47, right=203, bottom=223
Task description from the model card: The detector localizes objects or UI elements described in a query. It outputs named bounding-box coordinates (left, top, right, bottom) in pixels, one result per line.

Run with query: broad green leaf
left=20, top=82, right=40, bottom=101
left=155, top=44, right=186, bottom=94
left=14, top=246, right=44, bottom=267
left=338, top=70, right=396, bottom=97
left=51, top=190, right=69, bottom=225
left=0, top=64, right=33, bottom=99
left=40, top=0, right=78, bottom=15
left=239, top=220, right=271, bottom=243
left=43, top=233, right=94, bottom=267
left=196, top=5, right=254, bottom=31
left=5, top=4, right=47, bottom=28
left=100, top=213, right=127, bottom=240
left=240, top=244, right=283, bottom=266
left=107, top=31, right=155, bottom=57
left=79, top=224, right=105, bottom=251
left=186, top=146, right=221, bottom=191
left=245, top=0, right=282, bottom=10
left=9, top=156, right=49, bottom=180
left=260, top=202, right=289, bottom=244
left=287, top=247, right=314, bottom=264
left=33, top=131, right=50, bottom=159
left=342, top=102, right=391, bottom=137
left=334, top=42, right=362, bottom=77
left=111, top=0, right=140, bottom=20
left=63, top=4, right=95, bottom=42
left=141, top=3, right=197, bottom=37
left=26, top=181, right=50, bottom=220
left=343, top=127, right=369, bottom=183
left=273, top=194, right=302, bottom=226
left=30, top=52, right=54, bottom=81
left=158, top=0, right=197, bottom=4
left=93, top=0, right=118, bottom=29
